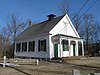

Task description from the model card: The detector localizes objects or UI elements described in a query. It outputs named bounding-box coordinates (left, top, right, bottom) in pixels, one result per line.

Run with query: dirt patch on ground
left=0, top=67, right=24, bottom=75
left=0, top=57, right=100, bottom=75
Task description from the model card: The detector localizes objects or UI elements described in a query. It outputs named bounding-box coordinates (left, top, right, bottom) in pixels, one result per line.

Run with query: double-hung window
left=62, top=40, right=69, bottom=51
left=38, top=39, right=46, bottom=52
left=22, top=42, right=27, bottom=52
left=29, top=41, right=35, bottom=52
left=16, top=43, right=21, bottom=52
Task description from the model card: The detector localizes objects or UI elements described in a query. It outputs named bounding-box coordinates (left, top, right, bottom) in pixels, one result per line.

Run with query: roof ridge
left=15, top=15, right=64, bottom=41
left=30, top=15, right=65, bottom=27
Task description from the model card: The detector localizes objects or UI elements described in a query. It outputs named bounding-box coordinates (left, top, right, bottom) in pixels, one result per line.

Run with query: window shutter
left=38, top=40, right=40, bottom=51
left=25, top=42, right=27, bottom=52
left=19, top=43, right=21, bottom=52
left=22, top=43, right=24, bottom=51
left=33, top=41, right=35, bottom=52
left=44, top=39, right=46, bottom=51
left=28, top=42, right=30, bottom=52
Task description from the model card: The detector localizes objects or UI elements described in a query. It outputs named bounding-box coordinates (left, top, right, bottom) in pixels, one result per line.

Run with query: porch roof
left=52, top=34, right=81, bottom=39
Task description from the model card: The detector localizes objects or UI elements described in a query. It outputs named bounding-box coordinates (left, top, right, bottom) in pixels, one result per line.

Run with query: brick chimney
left=29, top=20, right=32, bottom=27
left=47, top=14, right=56, bottom=20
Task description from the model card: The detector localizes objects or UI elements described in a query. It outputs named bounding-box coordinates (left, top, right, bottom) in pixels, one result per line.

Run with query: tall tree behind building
left=59, top=1, right=100, bottom=55
left=82, top=14, right=96, bottom=54
left=6, top=14, right=27, bottom=42
left=72, top=13, right=83, bottom=37
left=59, top=1, right=70, bottom=15
left=0, top=27, right=11, bottom=58
left=0, top=14, right=28, bottom=58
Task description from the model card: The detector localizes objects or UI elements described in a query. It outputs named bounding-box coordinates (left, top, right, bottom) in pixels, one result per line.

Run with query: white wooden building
left=14, top=14, right=84, bottom=59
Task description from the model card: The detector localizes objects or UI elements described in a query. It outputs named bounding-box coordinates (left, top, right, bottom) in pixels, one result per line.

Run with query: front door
left=54, top=44, right=58, bottom=58
left=73, top=44, right=76, bottom=56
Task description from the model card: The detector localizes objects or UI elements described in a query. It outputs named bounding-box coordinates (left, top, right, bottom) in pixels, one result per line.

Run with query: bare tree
left=73, top=13, right=99, bottom=55
left=7, top=14, right=28, bottom=57
left=0, top=14, right=28, bottom=58
left=93, top=22, right=100, bottom=42
left=0, top=34, right=3, bottom=58
left=59, top=1, right=100, bottom=55
left=59, top=1, right=70, bottom=15
left=0, top=27, right=11, bottom=57
left=82, top=14, right=95, bottom=54
left=6, top=14, right=27, bottom=42
left=72, top=13, right=82, bottom=35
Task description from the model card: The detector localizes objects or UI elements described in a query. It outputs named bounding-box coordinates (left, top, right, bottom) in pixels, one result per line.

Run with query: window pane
left=22, top=42, right=27, bottom=52
left=39, top=39, right=46, bottom=52
left=62, top=40, right=68, bottom=51
left=16, top=43, right=21, bottom=52
left=29, top=41, right=35, bottom=52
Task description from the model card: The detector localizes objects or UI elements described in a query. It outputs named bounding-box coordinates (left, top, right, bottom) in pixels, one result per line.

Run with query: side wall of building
left=14, top=34, right=50, bottom=59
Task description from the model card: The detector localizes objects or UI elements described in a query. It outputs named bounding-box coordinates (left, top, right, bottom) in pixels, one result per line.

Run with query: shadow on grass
left=29, top=68, right=68, bottom=74
left=66, top=62, right=100, bottom=69
left=8, top=65, right=69, bottom=75
left=8, top=66, right=32, bottom=75
left=49, top=60, right=100, bottom=69
left=49, top=60, right=100, bottom=73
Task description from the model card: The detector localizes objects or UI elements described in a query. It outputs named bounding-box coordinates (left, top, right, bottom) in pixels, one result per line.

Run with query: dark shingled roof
left=15, top=15, right=64, bottom=41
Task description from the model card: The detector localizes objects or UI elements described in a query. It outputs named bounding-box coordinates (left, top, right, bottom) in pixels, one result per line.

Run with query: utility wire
left=78, top=0, right=98, bottom=20
left=59, top=0, right=90, bottom=33
left=58, top=0, right=98, bottom=33
left=72, top=0, right=89, bottom=20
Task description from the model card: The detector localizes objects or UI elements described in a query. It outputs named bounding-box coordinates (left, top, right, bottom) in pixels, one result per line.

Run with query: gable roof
left=15, top=15, right=64, bottom=41
left=65, top=14, right=80, bottom=38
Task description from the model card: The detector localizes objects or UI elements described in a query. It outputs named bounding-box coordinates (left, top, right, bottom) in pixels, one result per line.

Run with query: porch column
left=59, top=37, right=62, bottom=57
left=76, top=41, right=78, bottom=56
left=81, top=41, right=84, bottom=56
left=68, top=39, right=71, bottom=57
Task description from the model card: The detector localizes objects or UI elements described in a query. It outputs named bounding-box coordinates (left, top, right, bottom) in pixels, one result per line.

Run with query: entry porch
left=52, top=34, right=84, bottom=58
